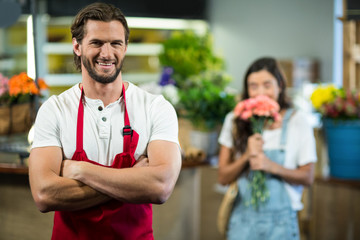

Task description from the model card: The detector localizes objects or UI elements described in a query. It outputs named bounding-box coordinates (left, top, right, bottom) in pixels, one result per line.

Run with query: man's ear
left=72, top=38, right=81, bottom=56
left=124, top=41, right=128, bottom=54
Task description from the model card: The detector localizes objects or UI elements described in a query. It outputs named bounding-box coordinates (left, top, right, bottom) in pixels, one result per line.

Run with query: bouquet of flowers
left=310, top=84, right=360, bottom=119
left=233, top=95, right=281, bottom=209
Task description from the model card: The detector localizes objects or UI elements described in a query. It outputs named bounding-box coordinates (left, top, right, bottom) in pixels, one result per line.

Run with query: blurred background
left=0, top=0, right=359, bottom=239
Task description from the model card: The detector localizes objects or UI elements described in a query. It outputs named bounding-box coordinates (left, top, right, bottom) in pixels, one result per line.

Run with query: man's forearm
left=31, top=173, right=111, bottom=212
left=64, top=141, right=181, bottom=205
left=75, top=162, right=172, bottom=204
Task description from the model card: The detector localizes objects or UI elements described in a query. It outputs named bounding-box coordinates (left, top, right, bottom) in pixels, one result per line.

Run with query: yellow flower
left=310, top=85, right=337, bottom=110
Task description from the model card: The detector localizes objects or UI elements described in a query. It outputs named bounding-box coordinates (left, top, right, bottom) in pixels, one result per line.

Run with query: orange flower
left=8, top=72, right=42, bottom=96
left=37, top=78, right=48, bottom=90
left=29, top=82, right=39, bottom=95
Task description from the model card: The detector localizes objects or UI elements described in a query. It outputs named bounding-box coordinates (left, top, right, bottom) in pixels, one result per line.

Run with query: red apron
left=52, top=84, right=153, bottom=240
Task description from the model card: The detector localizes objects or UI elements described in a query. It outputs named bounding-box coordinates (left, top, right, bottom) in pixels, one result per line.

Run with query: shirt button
left=102, top=117, right=107, bottom=122
left=98, top=106, right=103, bottom=111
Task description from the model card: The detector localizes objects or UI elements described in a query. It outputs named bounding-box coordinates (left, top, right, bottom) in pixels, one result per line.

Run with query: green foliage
left=0, top=92, right=35, bottom=106
left=159, top=31, right=236, bottom=131
left=158, top=31, right=224, bottom=88
left=178, top=72, right=236, bottom=131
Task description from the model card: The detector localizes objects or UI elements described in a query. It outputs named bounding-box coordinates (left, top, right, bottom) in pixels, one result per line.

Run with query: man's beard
left=82, top=55, right=124, bottom=84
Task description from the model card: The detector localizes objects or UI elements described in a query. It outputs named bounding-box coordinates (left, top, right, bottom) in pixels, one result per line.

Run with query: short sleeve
left=149, top=95, right=179, bottom=145
left=31, top=97, right=62, bottom=149
left=286, top=111, right=317, bottom=167
left=218, top=112, right=234, bottom=149
left=297, top=116, right=317, bottom=166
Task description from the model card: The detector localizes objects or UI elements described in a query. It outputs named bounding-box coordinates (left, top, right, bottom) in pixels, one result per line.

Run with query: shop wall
left=208, top=0, right=335, bottom=90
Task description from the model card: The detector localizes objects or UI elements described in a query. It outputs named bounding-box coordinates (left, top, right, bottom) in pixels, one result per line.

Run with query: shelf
left=45, top=72, right=161, bottom=86
left=46, top=15, right=208, bottom=33
left=43, top=43, right=163, bottom=56
left=40, top=16, right=208, bottom=87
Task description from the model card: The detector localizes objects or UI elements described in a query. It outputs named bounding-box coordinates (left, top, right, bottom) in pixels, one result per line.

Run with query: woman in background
left=218, top=57, right=317, bottom=240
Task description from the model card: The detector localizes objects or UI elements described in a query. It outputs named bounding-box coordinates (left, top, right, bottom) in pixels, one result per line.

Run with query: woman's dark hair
left=71, top=2, right=130, bottom=71
left=233, top=57, right=292, bottom=154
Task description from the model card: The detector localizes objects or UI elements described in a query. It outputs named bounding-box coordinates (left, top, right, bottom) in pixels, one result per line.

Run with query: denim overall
left=227, top=109, right=299, bottom=240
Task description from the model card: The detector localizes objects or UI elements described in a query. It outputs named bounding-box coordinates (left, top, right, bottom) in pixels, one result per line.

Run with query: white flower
left=138, top=82, right=163, bottom=95
left=161, top=84, right=179, bottom=105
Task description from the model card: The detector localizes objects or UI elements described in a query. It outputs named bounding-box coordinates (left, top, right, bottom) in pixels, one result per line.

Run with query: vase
left=323, top=118, right=360, bottom=180
left=190, top=130, right=219, bottom=156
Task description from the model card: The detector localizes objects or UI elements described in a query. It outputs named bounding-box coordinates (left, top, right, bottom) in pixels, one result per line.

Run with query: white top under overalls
left=218, top=109, right=317, bottom=211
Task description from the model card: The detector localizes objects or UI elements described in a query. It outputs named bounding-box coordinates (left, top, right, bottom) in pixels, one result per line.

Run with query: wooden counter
left=310, top=177, right=360, bottom=240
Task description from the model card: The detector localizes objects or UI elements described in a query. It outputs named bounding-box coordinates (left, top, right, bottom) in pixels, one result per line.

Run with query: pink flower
left=273, top=112, right=282, bottom=122
left=234, top=95, right=281, bottom=133
left=234, top=95, right=280, bottom=121
left=241, top=110, right=253, bottom=120
left=234, top=101, right=245, bottom=117
left=0, top=73, right=9, bottom=96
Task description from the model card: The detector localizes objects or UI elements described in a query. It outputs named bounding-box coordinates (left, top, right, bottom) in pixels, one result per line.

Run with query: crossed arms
left=29, top=140, right=181, bottom=213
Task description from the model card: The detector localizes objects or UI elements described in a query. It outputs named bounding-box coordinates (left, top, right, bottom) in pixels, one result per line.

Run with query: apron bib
left=52, top=84, right=153, bottom=240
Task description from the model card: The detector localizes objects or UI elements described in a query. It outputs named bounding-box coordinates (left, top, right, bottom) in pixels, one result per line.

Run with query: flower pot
left=0, top=103, right=34, bottom=135
left=323, top=118, right=360, bottom=180
left=190, top=130, right=219, bottom=156
left=0, top=105, right=11, bottom=134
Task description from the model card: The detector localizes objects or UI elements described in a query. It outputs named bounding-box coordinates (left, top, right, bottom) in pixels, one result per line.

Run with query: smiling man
left=28, top=3, right=181, bottom=240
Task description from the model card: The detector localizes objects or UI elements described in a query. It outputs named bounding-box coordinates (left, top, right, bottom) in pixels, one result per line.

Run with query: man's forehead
left=83, top=20, right=125, bottom=39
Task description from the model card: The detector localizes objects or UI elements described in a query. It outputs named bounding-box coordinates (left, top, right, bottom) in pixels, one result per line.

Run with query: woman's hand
left=249, top=152, right=276, bottom=173
left=245, top=133, right=264, bottom=158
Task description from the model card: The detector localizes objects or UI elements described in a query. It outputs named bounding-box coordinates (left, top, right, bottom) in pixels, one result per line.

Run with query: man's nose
left=100, top=43, right=112, bottom=58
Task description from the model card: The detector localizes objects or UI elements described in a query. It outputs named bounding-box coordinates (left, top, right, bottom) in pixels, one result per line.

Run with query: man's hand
left=134, top=155, right=149, bottom=168
left=29, top=147, right=111, bottom=212
left=61, top=155, right=150, bottom=181
left=60, top=159, right=83, bottom=180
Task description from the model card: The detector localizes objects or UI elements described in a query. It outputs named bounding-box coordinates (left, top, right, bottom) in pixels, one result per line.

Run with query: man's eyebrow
left=89, top=39, right=124, bottom=43
left=112, top=39, right=124, bottom=43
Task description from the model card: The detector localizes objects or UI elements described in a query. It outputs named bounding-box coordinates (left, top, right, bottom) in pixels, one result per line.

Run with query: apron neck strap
left=76, top=86, right=85, bottom=152
left=122, top=84, right=133, bottom=153
left=122, top=83, right=130, bottom=127
left=75, top=84, right=133, bottom=154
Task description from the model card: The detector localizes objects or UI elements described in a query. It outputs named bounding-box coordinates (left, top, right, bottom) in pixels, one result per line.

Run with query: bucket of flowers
left=310, top=84, right=360, bottom=179
left=0, top=72, right=48, bottom=135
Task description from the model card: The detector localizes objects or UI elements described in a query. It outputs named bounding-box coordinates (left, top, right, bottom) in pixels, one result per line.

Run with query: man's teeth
left=98, top=62, right=112, bottom=66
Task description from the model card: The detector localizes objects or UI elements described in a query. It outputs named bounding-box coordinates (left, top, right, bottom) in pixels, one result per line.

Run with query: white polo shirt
left=32, top=82, right=179, bottom=166
left=218, top=110, right=317, bottom=211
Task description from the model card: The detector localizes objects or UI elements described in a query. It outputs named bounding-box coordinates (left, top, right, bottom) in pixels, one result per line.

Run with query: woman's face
left=247, top=69, right=281, bottom=101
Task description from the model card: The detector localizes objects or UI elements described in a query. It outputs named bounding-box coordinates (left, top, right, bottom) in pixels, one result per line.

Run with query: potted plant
left=177, top=71, right=236, bottom=131
left=176, top=71, right=236, bottom=156
left=158, top=31, right=236, bottom=155
left=0, top=72, right=48, bottom=135
left=310, top=84, right=360, bottom=179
